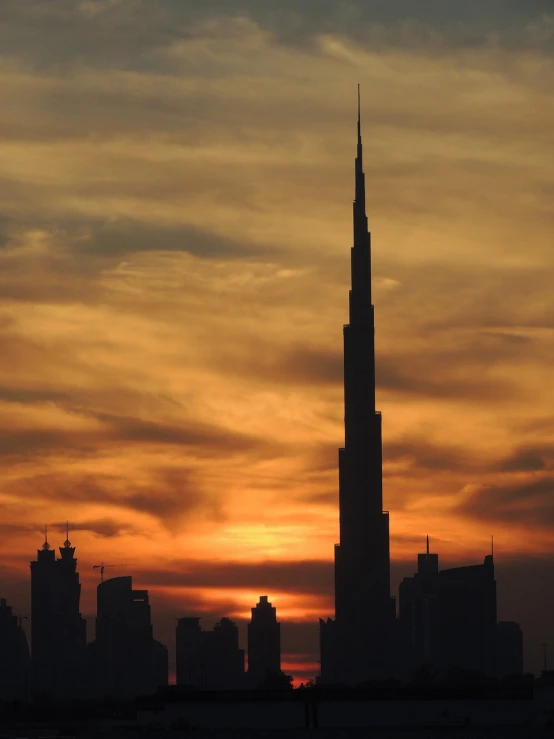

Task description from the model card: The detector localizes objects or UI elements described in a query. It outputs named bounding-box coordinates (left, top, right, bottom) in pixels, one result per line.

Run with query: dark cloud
left=377, top=356, right=518, bottom=403
left=94, top=412, right=265, bottom=455
left=52, top=518, right=141, bottom=538
left=0, top=386, right=70, bottom=404
left=386, top=436, right=479, bottom=474
left=0, top=518, right=140, bottom=539
left=0, top=219, right=271, bottom=309
left=139, top=558, right=333, bottom=596
left=306, top=444, right=339, bottom=476
left=0, top=402, right=268, bottom=461
left=0, top=427, right=94, bottom=459
left=232, top=340, right=520, bottom=403
left=274, top=347, right=342, bottom=386
left=0, top=215, right=12, bottom=247
left=381, top=262, right=554, bottom=336
left=0, top=521, right=46, bottom=537
left=500, top=449, right=549, bottom=473
left=79, top=221, right=265, bottom=261
left=0, top=225, right=104, bottom=305
left=124, top=467, right=223, bottom=525
left=0, top=467, right=222, bottom=528
left=457, top=476, right=554, bottom=527
left=0, top=0, right=551, bottom=72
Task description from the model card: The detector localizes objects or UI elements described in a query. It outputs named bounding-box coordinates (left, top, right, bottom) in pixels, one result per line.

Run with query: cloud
left=0, top=518, right=141, bottom=539
left=94, top=412, right=266, bottom=455
left=215, top=339, right=520, bottom=404
left=377, top=356, right=518, bottom=403
left=0, top=427, right=91, bottom=458
left=458, top=477, right=554, bottom=527
left=0, top=386, right=70, bottom=404
left=499, top=448, right=549, bottom=472
left=53, top=518, right=141, bottom=538
left=124, top=468, right=223, bottom=525
left=386, top=436, right=482, bottom=474
left=78, top=220, right=267, bottom=261
left=139, top=558, right=333, bottom=596
left=0, top=467, right=223, bottom=528
left=1, top=0, right=552, bottom=69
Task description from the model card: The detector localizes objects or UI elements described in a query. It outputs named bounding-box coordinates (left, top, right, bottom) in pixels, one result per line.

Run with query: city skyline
left=1, top=1, right=554, bottom=684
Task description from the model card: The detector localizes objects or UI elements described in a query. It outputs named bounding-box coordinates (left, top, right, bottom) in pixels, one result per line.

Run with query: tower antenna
left=426, top=535, right=430, bottom=557
left=357, top=83, right=362, bottom=146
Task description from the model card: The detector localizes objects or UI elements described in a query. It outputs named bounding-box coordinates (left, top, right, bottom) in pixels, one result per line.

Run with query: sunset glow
left=1, top=1, right=554, bottom=681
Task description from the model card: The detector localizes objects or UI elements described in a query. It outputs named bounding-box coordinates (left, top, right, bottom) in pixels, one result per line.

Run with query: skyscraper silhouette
left=176, top=616, right=245, bottom=689
left=247, top=596, right=281, bottom=685
left=319, top=89, right=396, bottom=685
left=438, top=555, right=497, bottom=677
left=30, top=528, right=86, bottom=699
left=91, top=576, right=168, bottom=699
left=398, top=538, right=441, bottom=674
left=400, top=546, right=499, bottom=679
left=496, top=621, right=524, bottom=679
left=0, top=598, right=30, bottom=701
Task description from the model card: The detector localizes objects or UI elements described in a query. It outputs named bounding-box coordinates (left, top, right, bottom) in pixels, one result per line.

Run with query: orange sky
left=1, top=1, right=554, bottom=682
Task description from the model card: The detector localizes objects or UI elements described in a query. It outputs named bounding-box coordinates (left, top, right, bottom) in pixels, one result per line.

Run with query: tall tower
left=0, top=598, right=31, bottom=701
left=92, top=576, right=168, bottom=698
left=320, top=88, right=395, bottom=685
left=30, top=526, right=87, bottom=698
left=247, top=595, right=281, bottom=686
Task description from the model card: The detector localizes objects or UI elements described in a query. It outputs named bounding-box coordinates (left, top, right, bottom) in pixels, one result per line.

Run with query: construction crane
left=93, top=563, right=133, bottom=583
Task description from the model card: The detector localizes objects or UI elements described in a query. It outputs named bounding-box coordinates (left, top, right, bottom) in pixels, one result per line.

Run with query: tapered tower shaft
left=332, top=89, right=392, bottom=678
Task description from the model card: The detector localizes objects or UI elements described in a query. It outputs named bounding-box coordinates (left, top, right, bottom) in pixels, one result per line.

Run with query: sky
left=0, top=0, right=554, bottom=684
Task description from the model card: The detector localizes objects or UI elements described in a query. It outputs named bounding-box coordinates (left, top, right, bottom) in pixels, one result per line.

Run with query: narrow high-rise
left=176, top=616, right=245, bottom=689
left=319, top=89, right=395, bottom=685
left=0, top=598, right=30, bottom=700
left=91, top=576, right=168, bottom=698
left=30, top=528, right=87, bottom=699
left=247, top=596, right=281, bottom=686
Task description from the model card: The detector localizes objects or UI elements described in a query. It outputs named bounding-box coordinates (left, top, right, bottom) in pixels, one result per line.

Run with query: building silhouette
left=319, top=89, right=396, bottom=685
left=496, top=621, right=524, bottom=679
left=91, top=576, right=168, bottom=698
left=176, top=617, right=204, bottom=687
left=438, top=555, right=497, bottom=677
left=247, top=595, right=281, bottom=685
left=398, top=538, right=440, bottom=674
left=30, top=529, right=86, bottom=699
left=176, top=616, right=245, bottom=689
left=399, top=544, right=498, bottom=679
left=0, top=598, right=30, bottom=701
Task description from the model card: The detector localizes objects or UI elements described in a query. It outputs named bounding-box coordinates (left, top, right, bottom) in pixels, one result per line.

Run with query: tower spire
left=357, top=83, right=362, bottom=148
left=356, top=83, right=364, bottom=170
left=320, top=82, right=391, bottom=684
left=42, top=524, right=50, bottom=551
